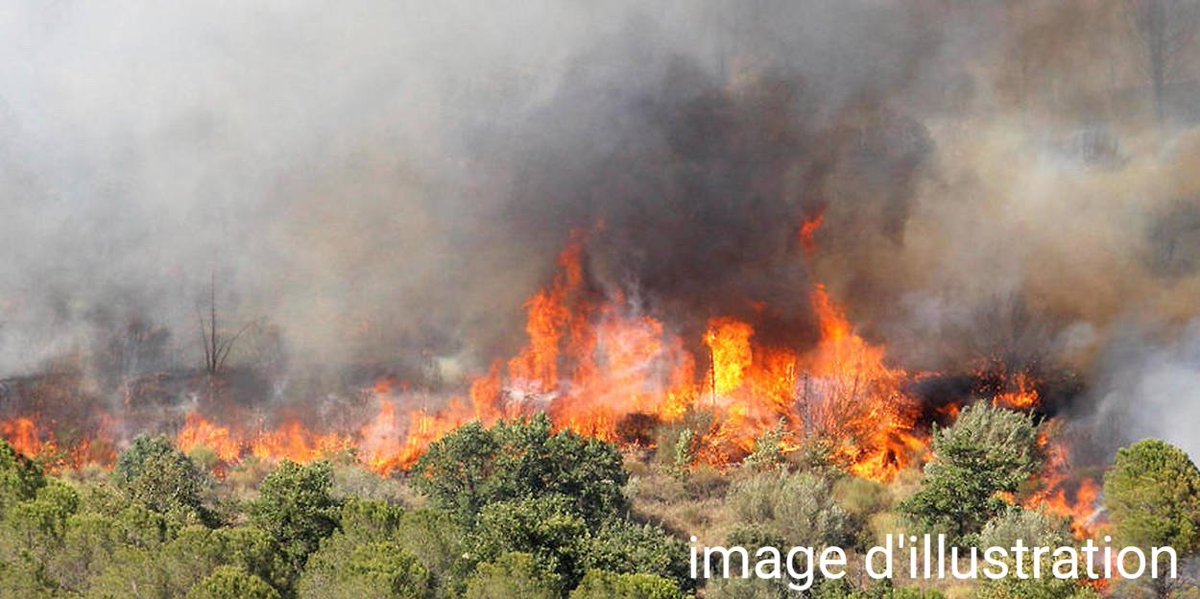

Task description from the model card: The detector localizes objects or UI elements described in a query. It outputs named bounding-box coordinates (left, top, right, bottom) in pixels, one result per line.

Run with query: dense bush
left=298, top=540, right=432, bottom=598
left=464, top=552, right=560, bottom=599
left=186, top=566, right=280, bottom=599
left=413, top=414, right=628, bottom=525
left=899, top=403, right=1042, bottom=544
left=1103, top=439, right=1200, bottom=554
left=570, top=569, right=685, bottom=599
left=0, top=439, right=45, bottom=515
left=2, top=421, right=1199, bottom=597
left=727, top=470, right=852, bottom=547
left=973, top=508, right=1093, bottom=599
left=250, top=460, right=342, bottom=577
left=114, top=435, right=215, bottom=527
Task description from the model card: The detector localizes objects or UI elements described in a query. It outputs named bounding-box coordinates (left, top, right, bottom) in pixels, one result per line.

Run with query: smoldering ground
left=2, top=1, right=1200, bottom=456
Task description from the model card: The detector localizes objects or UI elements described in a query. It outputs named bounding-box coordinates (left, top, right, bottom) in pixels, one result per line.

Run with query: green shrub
left=899, top=403, right=1041, bottom=544
left=583, top=518, right=691, bottom=590
left=298, top=540, right=431, bottom=599
left=187, top=566, right=280, bottom=599
left=414, top=415, right=627, bottom=525
left=471, top=495, right=590, bottom=587
left=727, top=470, right=850, bottom=547
left=570, top=569, right=685, bottom=599
left=250, top=461, right=341, bottom=575
left=113, top=435, right=213, bottom=526
left=0, top=439, right=45, bottom=516
left=464, top=552, right=560, bottom=599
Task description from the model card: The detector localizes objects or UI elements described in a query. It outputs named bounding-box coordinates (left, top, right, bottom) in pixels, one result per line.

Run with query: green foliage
left=298, top=540, right=432, bottom=599
left=705, top=576, right=790, bottom=599
left=671, top=428, right=699, bottom=480
left=471, top=495, right=590, bottom=587
left=251, top=460, right=342, bottom=574
left=0, top=439, right=45, bottom=516
left=977, top=507, right=1071, bottom=549
left=414, top=414, right=628, bottom=525
left=1103, top=438, right=1200, bottom=554
left=742, top=421, right=790, bottom=473
left=464, top=552, right=560, bottom=599
left=187, top=566, right=280, bottom=599
left=834, top=477, right=892, bottom=550
left=583, top=518, right=691, bottom=591
left=727, top=470, right=851, bottom=547
left=0, top=557, right=54, bottom=598
left=848, top=581, right=948, bottom=599
left=974, top=508, right=1084, bottom=599
left=85, top=546, right=174, bottom=598
left=212, top=526, right=291, bottom=593
left=393, top=509, right=472, bottom=597
left=899, top=403, right=1042, bottom=544
left=0, top=480, right=80, bottom=563
left=113, top=435, right=213, bottom=526
left=49, top=512, right=123, bottom=593
left=570, top=569, right=685, bottom=599
left=338, top=497, right=406, bottom=544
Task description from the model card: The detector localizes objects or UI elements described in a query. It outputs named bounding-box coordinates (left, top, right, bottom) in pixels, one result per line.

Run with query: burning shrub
left=899, top=403, right=1042, bottom=545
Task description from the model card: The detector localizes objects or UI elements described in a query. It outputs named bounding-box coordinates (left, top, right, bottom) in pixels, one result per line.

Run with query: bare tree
left=197, top=271, right=253, bottom=374
left=1127, top=0, right=1200, bottom=124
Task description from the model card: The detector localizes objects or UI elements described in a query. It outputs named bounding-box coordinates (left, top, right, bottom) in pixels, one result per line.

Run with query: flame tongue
left=0, top=224, right=1097, bottom=534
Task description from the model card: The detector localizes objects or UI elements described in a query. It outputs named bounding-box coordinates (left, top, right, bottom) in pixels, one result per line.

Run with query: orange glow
left=993, top=372, right=1040, bottom=410
left=177, top=412, right=241, bottom=462
left=704, top=318, right=754, bottom=397
left=163, top=224, right=928, bottom=481
left=798, top=208, right=826, bottom=254
left=0, top=224, right=1093, bottom=498
left=2, top=418, right=43, bottom=458
left=1024, top=427, right=1102, bottom=538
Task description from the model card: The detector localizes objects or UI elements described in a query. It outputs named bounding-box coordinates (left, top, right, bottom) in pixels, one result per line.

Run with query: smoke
left=3, top=1, right=1200, bottom=456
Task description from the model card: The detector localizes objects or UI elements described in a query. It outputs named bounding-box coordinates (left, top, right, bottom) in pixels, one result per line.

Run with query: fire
left=798, top=207, right=826, bottom=254
left=0, top=416, right=117, bottom=471
left=152, top=224, right=928, bottom=482
left=704, top=318, right=754, bottom=397
left=442, top=229, right=922, bottom=480
left=802, top=285, right=922, bottom=480
left=177, top=412, right=241, bottom=462
left=2, top=418, right=44, bottom=458
left=1024, top=426, right=1103, bottom=538
left=0, top=225, right=1094, bottom=502
left=992, top=371, right=1040, bottom=411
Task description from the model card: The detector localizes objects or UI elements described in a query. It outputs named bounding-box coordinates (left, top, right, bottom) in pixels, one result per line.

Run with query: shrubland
left=0, top=404, right=1195, bottom=598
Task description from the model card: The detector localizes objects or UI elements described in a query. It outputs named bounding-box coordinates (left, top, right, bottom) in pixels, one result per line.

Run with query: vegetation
left=899, top=403, right=1041, bottom=545
left=0, top=410, right=1196, bottom=597
left=1103, top=438, right=1200, bottom=597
